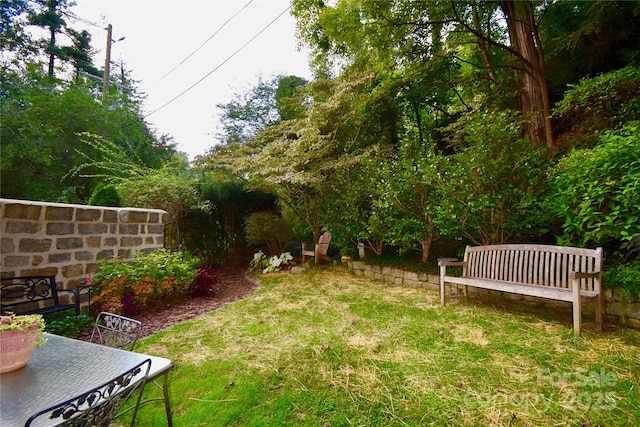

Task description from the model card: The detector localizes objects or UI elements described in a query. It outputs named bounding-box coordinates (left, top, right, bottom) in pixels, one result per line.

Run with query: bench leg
left=572, top=281, right=582, bottom=337
left=439, top=269, right=446, bottom=306
left=595, top=294, right=603, bottom=331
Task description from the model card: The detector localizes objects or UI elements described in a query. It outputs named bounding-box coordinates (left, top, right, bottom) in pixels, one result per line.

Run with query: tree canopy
left=1, top=1, right=180, bottom=203
left=198, top=0, right=640, bottom=262
left=2, top=0, right=638, bottom=264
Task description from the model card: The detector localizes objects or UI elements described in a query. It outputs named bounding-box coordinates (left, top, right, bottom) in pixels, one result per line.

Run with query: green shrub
left=245, top=211, right=294, bottom=255
left=44, top=310, right=94, bottom=338
left=440, top=109, right=549, bottom=245
left=603, top=260, right=640, bottom=298
left=547, top=125, right=640, bottom=247
left=92, top=249, right=199, bottom=316
left=117, top=170, right=199, bottom=250
left=88, top=183, right=122, bottom=207
left=553, top=66, right=640, bottom=143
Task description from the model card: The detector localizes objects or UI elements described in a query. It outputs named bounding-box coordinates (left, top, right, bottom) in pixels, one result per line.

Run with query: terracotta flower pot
left=0, top=324, right=40, bottom=374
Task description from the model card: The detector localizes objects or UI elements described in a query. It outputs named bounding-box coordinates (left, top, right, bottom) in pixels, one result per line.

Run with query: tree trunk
left=471, top=0, right=498, bottom=86
left=499, top=0, right=555, bottom=149
left=420, top=239, right=432, bottom=263
left=48, top=27, right=56, bottom=77
left=365, top=239, right=384, bottom=256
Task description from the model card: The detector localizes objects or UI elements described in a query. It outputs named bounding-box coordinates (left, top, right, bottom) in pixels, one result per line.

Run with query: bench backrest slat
left=463, top=245, right=602, bottom=292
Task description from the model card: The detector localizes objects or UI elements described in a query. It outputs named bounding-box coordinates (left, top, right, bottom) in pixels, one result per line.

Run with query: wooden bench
left=0, top=276, right=80, bottom=316
left=439, top=244, right=603, bottom=336
left=302, top=232, right=332, bottom=264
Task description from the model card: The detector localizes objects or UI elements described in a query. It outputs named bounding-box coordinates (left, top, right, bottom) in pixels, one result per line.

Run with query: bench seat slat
left=441, top=275, right=599, bottom=302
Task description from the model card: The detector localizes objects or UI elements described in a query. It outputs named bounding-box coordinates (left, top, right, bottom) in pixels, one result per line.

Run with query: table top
left=0, top=333, right=173, bottom=427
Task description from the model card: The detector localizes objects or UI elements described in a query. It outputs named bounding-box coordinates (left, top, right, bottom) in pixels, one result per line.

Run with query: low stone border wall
left=340, top=260, right=640, bottom=330
left=1, top=198, right=169, bottom=306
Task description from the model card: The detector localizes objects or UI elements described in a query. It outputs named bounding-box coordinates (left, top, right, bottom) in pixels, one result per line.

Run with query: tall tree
left=62, top=28, right=100, bottom=80
left=214, top=75, right=306, bottom=145
left=1, top=0, right=33, bottom=53
left=200, top=73, right=388, bottom=243
left=1, top=66, right=179, bottom=202
left=28, top=0, right=71, bottom=77
left=293, top=0, right=557, bottom=148
left=541, top=0, right=640, bottom=102
left=498, top=0, right=553, bottom=148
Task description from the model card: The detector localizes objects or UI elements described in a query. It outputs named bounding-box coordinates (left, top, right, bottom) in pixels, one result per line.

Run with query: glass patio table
left=0, top=333, right=173, bottom=427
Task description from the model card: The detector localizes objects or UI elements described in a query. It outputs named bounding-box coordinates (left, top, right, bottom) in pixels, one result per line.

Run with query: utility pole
left=102, top=25, right=125, bottom=102
left=102, top=24, right=113, bottom=102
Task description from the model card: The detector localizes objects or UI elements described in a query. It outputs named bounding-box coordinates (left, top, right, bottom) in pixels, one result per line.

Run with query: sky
left=70, top=0, right=313, bottom=160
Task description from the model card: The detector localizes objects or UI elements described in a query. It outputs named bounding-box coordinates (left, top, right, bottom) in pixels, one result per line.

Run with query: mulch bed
left=80, top=264, right=259, bottom=341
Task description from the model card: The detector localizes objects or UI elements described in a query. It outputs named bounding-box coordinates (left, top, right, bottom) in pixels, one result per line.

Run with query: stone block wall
left=1, top=198, right=169, bottom=305
left=341, top=260, right=640, bottom=330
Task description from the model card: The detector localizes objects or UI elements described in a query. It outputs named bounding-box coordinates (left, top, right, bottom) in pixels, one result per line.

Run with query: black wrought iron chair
left=24, top=358, right=151, bottom=427
left=90, top=312, right=142, bottom=351
left=90, top=312, right=173, bottom=426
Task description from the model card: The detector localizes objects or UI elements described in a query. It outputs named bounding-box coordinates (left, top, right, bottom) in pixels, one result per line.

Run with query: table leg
left=162, top=371, right=173, bottom=427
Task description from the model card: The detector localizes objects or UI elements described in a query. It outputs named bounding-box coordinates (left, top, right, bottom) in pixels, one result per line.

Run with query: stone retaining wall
left=342, top=260, right=640, bottom=330
left=1, top=199, right=169, bottom=306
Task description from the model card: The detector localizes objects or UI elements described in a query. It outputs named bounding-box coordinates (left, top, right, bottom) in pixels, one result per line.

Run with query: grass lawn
left=133, top=270, right=640, bottom=426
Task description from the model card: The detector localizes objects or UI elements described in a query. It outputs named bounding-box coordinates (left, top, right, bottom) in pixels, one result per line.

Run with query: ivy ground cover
left=133, top=270, right=640, bottom=426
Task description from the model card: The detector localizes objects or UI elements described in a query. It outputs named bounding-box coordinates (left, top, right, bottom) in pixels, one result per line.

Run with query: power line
left=145, top=4, right=292, bottom=119
left=151, top=0, right=254, bottom=88
left=61, top=10, right=105, bottom=30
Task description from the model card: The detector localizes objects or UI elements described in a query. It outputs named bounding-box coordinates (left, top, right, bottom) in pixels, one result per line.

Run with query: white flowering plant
left=249, top=251, right=294, bottom=273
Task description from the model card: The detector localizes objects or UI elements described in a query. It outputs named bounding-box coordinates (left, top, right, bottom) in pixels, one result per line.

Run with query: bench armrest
left=439, top=260, right=467, bottom=277
left=438, top=260, right=466, bottom=267
left=570, top=271, right=601, bottom=279
left=570, top=271, right=602, bottom=295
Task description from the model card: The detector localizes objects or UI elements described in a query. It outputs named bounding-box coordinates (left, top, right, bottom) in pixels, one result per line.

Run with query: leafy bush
left=117, top=169, right=199, bottom=250
left=547, top=125, right=640, bottom=247
left=603, top=260, right=640, bottom=298
left=553, top=66, right=640, bottom=143
left=182, top=180, right=277, bottom=264
left=245, top=211, right=294, bottom=255
left=440, top=109, right=549, bottom=245
left=88, top=183, right=122, bottom=207
left=190, top=265, right=220, bottom=298
left=44, top=310, right=94, bottom=338
left=92, top=250, right=199, bottom=316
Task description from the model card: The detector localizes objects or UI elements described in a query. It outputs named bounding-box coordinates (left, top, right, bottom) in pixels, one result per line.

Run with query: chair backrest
left=317, top=232, right=332, bottom=256
left=0, top=276, right=59, bottom=314
left=25, top=358, right=151, bottom=427
left=90, top=312, right=142, bottom=351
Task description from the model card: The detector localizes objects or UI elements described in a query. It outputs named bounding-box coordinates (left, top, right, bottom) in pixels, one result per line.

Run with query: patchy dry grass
left=134, top=270, right=640, bottom=426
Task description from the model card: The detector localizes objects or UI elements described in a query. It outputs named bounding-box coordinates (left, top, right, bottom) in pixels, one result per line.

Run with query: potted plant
left=0, top=313, right=46, bottom=373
